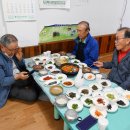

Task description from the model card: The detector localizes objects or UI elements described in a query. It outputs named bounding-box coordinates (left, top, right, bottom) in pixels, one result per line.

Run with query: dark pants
left=9, top=76, right=42, bottom=102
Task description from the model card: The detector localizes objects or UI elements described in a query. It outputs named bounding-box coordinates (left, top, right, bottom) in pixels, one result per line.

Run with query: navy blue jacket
left=103, top=49, right=130, bottom=90
left=72, top=33, right=99, bottom=68
left=0, top=52, right=26, bottom=108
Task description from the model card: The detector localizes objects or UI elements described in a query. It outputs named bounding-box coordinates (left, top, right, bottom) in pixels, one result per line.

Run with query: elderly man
left=94, top=27, right=130, bottom=90
left=0, top=34, right=40, bottom=108
left=72, top=21, right=99, bottom=68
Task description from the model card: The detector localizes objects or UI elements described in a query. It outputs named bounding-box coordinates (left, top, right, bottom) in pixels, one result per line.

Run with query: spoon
left=89, top=64, right=94, bottom=68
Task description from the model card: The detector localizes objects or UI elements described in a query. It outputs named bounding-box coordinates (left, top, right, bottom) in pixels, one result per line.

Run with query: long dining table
left=26, top=57, right=130, bottom=130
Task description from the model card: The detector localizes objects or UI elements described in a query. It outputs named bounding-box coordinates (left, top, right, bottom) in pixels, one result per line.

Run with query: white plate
left=93, top=96, right=109, bottom=108
left=59, top=56, right=69, bottom=63
left=106, top=103, right=118, bottom=113
left=60, top=55, right=69, bottom=59
left=62, top=79, right=74, bottom=87
left=103, top=88, right=114, bottom=93
left=51, top=53, right=60, bottom=58
left=66, top=90, right=80, bottom=100
left=45, top=64, right=56, bottom=71
left=84, top=73, right=96, bottom=80
left=42, top=57, right=49, bottom=64
left=92, top=91, right=103, bottom=97
left=89, top=106, right=107, bottom=119
left=89, top=82, right=102, bottom=92
left=80, top=95, right=93, bottom=107
left=39, top=75, right=55, bottom=81
left=104, top=91, right=118, bottom=102
left=70, top=59, right=80, bottom=64
left=69, top=55, right=76, bottom=59
left=77, top=63, right=88, bottom=68
left=50, top=68, right=61, bottom=75
left=33, top=56, right=48, bottom=63
left=91, top=69, right=100, bottom=74
left=32, top=57, right=43, bottom=65
left=123, top=90, right=130, bottom=101
left=39, top=70, right=48, bottom=76
left=27, top=61, right=36, bottom=68
left=42, top=56, right=49, bottom=60
left=44, top=79, right=60, bottom=86
left=32, top=56, right=42, bottom=62
left=67, top=99, right=83, bottom=112
left=55, top=73, right=67, bottom=82
left=116, top=97, right=129, bottom=108
left=98, top=79, right=111, bottom=88
left=78, top=87, right=92, bottom=96
left=46, top=59, right=55, bottom=64
left=114, top=87, right=124, bottom=96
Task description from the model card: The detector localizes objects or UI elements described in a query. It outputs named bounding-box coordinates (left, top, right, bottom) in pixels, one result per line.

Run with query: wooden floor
left=98, top=53, right=113, bottom=74
left=0, top=53, right=113, bottom=130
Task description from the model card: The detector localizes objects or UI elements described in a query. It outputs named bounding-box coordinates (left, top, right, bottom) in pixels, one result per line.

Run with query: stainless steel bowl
left=65, top=109, right=78, bottom=122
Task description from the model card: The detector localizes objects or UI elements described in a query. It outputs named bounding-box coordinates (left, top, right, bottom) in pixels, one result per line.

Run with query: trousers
left=9, top=76, right=42, bottom=102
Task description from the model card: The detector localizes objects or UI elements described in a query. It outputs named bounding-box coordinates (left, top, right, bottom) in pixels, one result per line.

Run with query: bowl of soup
left=60, top=63, right=79, bottom=76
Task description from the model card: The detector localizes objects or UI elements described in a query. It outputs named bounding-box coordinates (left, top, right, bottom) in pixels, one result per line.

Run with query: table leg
left=64, top=121, right=69, bottom=130
left=54, top=106, right=60, bottom=119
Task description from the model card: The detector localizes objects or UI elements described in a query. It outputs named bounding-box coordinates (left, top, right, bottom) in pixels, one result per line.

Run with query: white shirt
left=12, top=60, right=20, bottom=75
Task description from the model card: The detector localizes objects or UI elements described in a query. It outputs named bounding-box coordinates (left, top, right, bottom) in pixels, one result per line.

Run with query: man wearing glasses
left=0, top=34, right=40, bottom=108
left=94, top=27, right=130, bottom=90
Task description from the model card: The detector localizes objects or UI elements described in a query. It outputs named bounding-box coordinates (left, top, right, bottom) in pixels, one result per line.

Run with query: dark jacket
left=72, top=33, right=99, bottom=68
left=0, top=52, right=26, bottom=108
left=103, top=49, right=130, bottom=90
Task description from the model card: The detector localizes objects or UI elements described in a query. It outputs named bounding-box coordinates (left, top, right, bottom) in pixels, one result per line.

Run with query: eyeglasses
left=5, top=46, right=19, bottom=52
left=115, top=38, right=125, bottom=43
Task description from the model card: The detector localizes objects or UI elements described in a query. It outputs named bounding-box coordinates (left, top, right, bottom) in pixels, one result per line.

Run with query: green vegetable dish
left=74, top=61, right=79, bottom=63
left=72, top=104, right=78, bottom=110
left=48, top=61, right=52, bottom=64
left=58, top=76, right=63, bottom=79
left=85, top=98, right=93, bottom=105
left=107, top=94, right=115, bottom=100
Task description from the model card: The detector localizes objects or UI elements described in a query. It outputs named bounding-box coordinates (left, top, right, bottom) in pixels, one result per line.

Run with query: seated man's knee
left=25, top=89, right=38, bottom=102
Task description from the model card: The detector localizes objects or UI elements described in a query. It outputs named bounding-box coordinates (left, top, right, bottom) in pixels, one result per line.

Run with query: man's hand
left=14, top=71, right=29, bottom=80
left=59, top=51, right=66, bottom=56
left=15, top=48, right=23, bottom=61
left=93, top=61, right=103, bottom=68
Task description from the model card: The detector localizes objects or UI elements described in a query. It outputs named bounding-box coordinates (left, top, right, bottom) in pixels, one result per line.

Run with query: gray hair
left=0, top=34, right=18, bottom=47
left=78, top=21, right=90, bottom=31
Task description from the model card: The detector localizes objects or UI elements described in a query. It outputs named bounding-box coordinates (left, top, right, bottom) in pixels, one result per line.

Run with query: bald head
left=77, top=21, right=90, bottom=41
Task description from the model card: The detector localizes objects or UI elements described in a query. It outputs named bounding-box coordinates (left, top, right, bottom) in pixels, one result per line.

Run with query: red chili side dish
left=43, top=76, right=53, bottom=80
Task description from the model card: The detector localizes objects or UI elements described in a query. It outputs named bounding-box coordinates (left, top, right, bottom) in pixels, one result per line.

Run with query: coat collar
left=0, top=51, right=12, bottom=61
left=75, top=33, right=92, bottom=45
left=115, top=49, right=130, bottom=65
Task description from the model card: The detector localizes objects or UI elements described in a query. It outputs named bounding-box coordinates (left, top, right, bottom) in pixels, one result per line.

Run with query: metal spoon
left=89, top=64, right=94, bottom=68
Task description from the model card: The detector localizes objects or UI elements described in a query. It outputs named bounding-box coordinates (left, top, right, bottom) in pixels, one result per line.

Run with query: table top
left=26, top=58, right=130, bottom=130
left=33, top=74, right=130, bottom=130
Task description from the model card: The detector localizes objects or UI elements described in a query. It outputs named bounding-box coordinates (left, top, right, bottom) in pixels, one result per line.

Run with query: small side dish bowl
left=55, top=94, right=68, bottom=107
left=50, top=85, right=63, bottom=96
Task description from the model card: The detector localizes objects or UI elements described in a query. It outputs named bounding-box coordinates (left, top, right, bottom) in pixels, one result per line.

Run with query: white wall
left=122, top=0, right=130, bottom=27
left=0, top=0, right=127, bottom=47
left=0, top=2, right=6, bottom=37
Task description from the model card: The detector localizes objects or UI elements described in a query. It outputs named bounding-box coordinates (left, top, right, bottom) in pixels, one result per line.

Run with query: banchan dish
left=60, top=63, right=79, bottom=76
